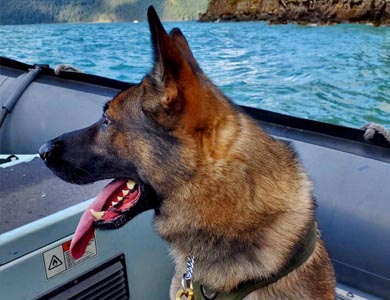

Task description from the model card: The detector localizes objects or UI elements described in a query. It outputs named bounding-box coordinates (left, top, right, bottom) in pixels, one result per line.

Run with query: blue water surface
left=1, top=21, right=389, bottom=128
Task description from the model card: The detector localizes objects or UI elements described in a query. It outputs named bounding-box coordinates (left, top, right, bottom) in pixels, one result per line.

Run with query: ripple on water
left=0, top=22, right=389, bottom=129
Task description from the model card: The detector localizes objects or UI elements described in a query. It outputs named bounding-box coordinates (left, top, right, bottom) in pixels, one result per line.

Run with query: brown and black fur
left=40, top=6, right=335, bottom=299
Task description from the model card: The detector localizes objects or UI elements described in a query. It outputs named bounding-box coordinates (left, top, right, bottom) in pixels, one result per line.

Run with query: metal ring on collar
left=201, top=285, right=218, bottom=300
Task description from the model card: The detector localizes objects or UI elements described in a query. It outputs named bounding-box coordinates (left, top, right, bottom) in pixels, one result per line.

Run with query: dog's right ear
left=147, top=6, right=171, bottom=79
left=148, top=6, right=194, bottom=82
left=146, top=6, right=201, bottom=124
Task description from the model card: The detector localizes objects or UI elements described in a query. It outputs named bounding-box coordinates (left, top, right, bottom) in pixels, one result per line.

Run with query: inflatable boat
left=0, top=57, right=389, bottom=300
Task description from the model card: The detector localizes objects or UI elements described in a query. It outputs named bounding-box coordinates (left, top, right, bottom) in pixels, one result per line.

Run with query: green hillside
left=0, top=0, right=209, bottom=25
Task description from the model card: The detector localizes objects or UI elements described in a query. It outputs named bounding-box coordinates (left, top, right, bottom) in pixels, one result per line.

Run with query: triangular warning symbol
left=48, top=255, right=63, bottom=270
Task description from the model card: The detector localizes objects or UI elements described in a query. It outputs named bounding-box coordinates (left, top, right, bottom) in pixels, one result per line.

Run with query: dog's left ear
left=147, top=6, right=198, bottom=113
left=169, top=28, right=202, bottom=73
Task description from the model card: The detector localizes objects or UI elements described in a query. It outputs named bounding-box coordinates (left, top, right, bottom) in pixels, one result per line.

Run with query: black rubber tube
left=0, top=66, right=40, bottom=129
left=2, top=67, right=41, bottom=112
left=0, top=108, right=8, bottom=129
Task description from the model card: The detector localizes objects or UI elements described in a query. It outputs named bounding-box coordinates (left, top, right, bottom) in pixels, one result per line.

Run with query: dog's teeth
left=117, top=196, right=123, bottom=201
left=122, top=189, right=129, bottom=196
left=112, top=201, right=118, bottom=206
left=90, top=209, right=104, bottom=220
left=126, top=180, right=135, bottom=190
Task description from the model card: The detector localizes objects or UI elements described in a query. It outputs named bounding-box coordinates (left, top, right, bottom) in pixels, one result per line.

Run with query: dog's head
left=40, top=6, right=233, bottom=258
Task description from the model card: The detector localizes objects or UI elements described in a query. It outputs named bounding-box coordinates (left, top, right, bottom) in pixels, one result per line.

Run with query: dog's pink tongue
left=70, top=179, right=126, bottom=259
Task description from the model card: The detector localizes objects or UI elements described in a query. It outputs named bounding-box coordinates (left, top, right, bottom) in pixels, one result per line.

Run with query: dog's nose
left=39, top=143, right=51, bottom=161
left=39, top=141, right=62, bottom=162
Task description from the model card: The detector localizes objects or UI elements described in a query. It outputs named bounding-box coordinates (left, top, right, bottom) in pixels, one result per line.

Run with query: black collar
left=193, top=222, right=318, bottom=300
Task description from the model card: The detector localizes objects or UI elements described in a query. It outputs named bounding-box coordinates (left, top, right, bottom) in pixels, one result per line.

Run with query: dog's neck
left=187, top=222, right=318, bottom=300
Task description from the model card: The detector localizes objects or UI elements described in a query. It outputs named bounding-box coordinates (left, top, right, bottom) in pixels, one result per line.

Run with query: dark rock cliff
left=199, top=0, right=390, bottom=25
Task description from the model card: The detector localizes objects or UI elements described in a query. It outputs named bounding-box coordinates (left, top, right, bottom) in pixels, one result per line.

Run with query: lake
left=0, top=21, right=389, bottom=129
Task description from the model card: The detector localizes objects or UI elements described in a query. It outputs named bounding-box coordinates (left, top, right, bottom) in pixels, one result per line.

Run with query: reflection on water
left=0, top=21, right=389, bottom=128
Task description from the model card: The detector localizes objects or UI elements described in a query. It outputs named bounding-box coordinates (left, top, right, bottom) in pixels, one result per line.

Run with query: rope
left=54, top=64, right=82, bottom=75
left=361, top=122, right=390, bottom=143
left=0, top=155, right=18, bottom=165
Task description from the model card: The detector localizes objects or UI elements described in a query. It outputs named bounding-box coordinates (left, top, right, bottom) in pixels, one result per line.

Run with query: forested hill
left=0, top=0, right=209, bottom=25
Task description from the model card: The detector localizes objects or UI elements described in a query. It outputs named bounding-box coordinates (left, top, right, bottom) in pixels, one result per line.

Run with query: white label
left=43, top=245, right=66, bottom=279
left=43, top=235, right=97, bottom=279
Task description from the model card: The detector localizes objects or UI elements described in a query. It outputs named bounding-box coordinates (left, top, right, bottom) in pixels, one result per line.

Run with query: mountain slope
left=0, top=0, right=209, bottom=25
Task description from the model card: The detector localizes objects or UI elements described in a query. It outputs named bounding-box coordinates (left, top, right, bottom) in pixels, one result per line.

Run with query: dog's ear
left=169, top=28, right=202, bottom=73
left=148, top=6, right=171, bottom=79
left=147, top=6, right=197, bottom=112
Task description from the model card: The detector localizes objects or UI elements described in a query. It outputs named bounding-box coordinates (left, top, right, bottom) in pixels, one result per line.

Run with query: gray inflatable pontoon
left=0, top=57, right=389, bottom=300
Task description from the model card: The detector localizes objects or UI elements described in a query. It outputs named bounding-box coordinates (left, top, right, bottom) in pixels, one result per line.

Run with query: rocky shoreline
left=199, top=0, right=390, bottom=25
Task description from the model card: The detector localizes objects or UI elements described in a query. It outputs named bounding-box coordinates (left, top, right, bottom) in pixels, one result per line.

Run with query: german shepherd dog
left=39, top=6, right=335, bottom=300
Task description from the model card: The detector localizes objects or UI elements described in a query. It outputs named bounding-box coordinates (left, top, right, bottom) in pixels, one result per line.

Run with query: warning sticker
left=43, top=245, right=66, bottom=278
left=49, top=255, right=63, bottom=270
left=43, top=235, right=97, bottom=279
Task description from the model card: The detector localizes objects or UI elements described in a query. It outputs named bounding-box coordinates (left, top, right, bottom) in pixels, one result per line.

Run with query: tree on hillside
left=0, top=0, right=209, bottom=25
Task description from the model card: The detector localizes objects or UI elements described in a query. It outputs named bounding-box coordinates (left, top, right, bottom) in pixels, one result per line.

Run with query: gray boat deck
left=0, top=158, right=108, bottom=234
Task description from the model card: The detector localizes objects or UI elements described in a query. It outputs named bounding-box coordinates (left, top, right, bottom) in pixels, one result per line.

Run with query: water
left=1, top=21, right=389, bottom=129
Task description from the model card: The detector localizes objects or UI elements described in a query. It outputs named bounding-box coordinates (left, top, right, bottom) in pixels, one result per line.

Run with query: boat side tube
left=0, top=66, right=41, bottom=128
